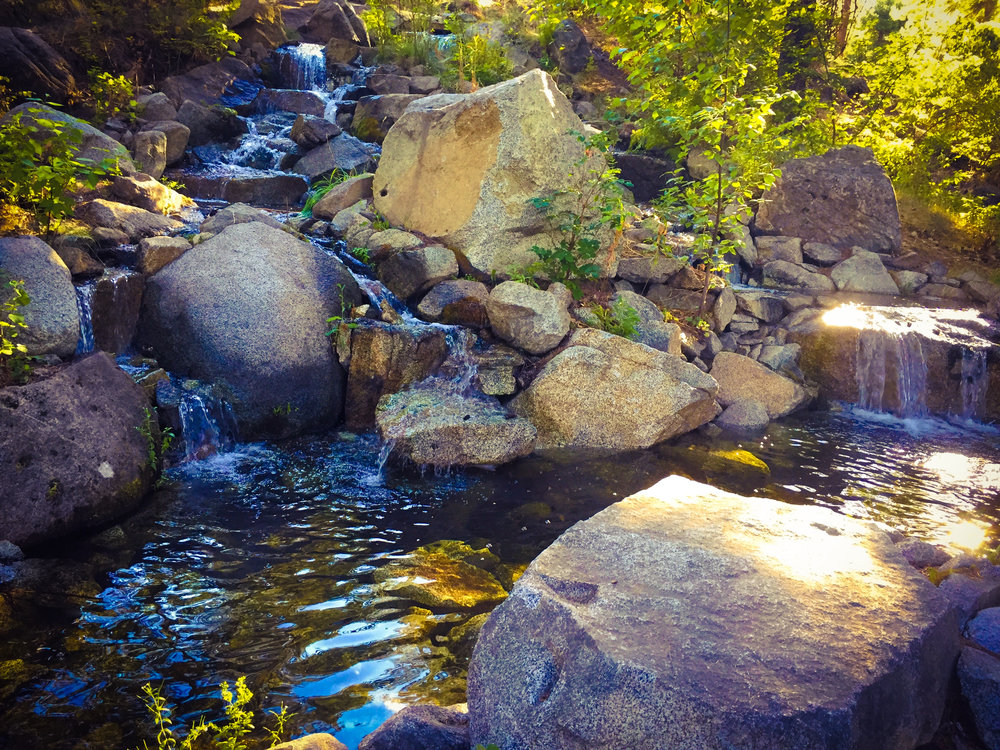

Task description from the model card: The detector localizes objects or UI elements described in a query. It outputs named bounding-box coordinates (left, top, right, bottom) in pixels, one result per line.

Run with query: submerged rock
left=468, top=475, right=959, bottom=750
left=358, top=704, right=469, bottom=750
left=374, top=543, right=508, bottom=610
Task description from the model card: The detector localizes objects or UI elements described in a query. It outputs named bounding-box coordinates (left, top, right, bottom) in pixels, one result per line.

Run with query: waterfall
left=855, top=329, right=927, bottom=417
left=223, top=119, right=284, bottom=170
left=275, top=43, right=328, bottom=92
left=961, top=348, right=989, bottom=419
left=75, top=282, right=96, bottom=356
left=178, top=390, right=239, bottom=462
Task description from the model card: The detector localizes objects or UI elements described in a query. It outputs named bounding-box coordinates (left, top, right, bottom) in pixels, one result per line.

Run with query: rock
left=468, top=475, right=960, bottom=750
left=0, top=236, right=79, bottom=358
left=486, top=281, right=571, bottom=355
left=938, top=574, right=1000, bottom=628
left=290, top=114, right=343, bottom=148
left=731, top=223, right=757, bottom=266
left=303, top=0, right=365, bottom=44
left=966, top=279, right=1000, bottom=305
left=271, top=734, right=347, bottom=750
left=417, top=280, right=490, bottom=326
left=182, top=171, right=307, bottom=208
left=374, top=544, right=508, bottom=610
left=967, top=608, right=1000, bottom=656
left=138, top=236, right=191, bottom=276
left=472, top=343, right=524, bottom=396
left=50, top=236, right=103, bottom=278
left=710, top=351, right=809, bottom=418
left=959, top=647, right=1000, bottom=749
left=712, top=286, right=737, bottom=331
left=802, top=241, right=843, bottom=266
left=644, top=285, right=704, bottom=312
left=311, top=173, right=374, bottom=220
left=367, top=228, right=423, bottom=260
left=715, top=399, right=770, bottom=433
left=762, top=260, right=836, bottom=292
left=91, top=270, right=144, bottom=353
left=756, top=145, right=902, bottom=254
left=176, top=99, right=246, bottom=146
left=136, top=92, right=178, bottom=121
left=450, top=613, right=490, bottom=658
left=373, top=70, right=610, bottom=276
left=293, top=134, right=379, bottom=180
left=613, top=152, right=674, bottom=203
left=897, top=539, right=950, bottom=569
left=410, top=76, right=441, bottom=95
left=111, top=174, right=193, bottom=215
left=548, top=19, right=594, bottom=73
left=343, top=319, right=450, bottom=430
left=510, top=329, right=720, bottom=451
left=76, top=199, right=182, bottom=242
left=139, top=222, right=362, bottom=437
left=0, top=27, right=77, bottom=102
left=735, top=291, right=785, bottom=323
left=200, top=202, right=285, bottom=235
left=616, top=254, right=684, bottom=284
left=377, top=245, right=458, bottom=301
left=755, top=235, right=803, bottom=265
left=891, top=269, right=928, bottom=295
left=0, top=353, right=154, bottom=548
left=359, top=705, right=469, bottom=750
left=325, top=37, right=360, bottom=65
left=131, top=130, right=168, bottom=179
left=0, top=540, right=23, bottom=562
left=611, top=290, right=681, bottom=355
left=757, top=343, right=801, bottom=372
left=254, top=88, right=326, bottom=116
left=376, top=382, right=536, bottom=467
left=918, top=282, right=969, bottom=301
left=140, top=120, right=190, bottom=165
left=91, top=227, right=130, bottom=247
left=1, top=103, right=135, bottom=173
left=352, top=94, right=425, bottom=143
left=830, top=250, right=900, bottom=294
left=367, top=74, right=411, bottom=95
left=161, top=57, right=254, bottom=107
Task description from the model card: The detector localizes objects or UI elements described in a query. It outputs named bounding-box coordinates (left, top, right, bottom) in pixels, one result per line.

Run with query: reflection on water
left=1, top=412, right=999, bottom=748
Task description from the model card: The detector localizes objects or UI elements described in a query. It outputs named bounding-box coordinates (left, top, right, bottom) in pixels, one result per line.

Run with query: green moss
left=351, top=115, right=385, bottom=144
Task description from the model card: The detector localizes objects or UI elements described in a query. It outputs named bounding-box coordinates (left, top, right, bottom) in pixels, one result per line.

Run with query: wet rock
left=715, top=399, right=770, bottom=433
left=312, top=174, right=374, bottom=220
left=830, top=250, right=900, bottom=294
left=200, top=202, right=285, bottom=235
left=0, top=353, right=154, bottom=548
left=449, top=613, right=490, bottom=659
left=50, top=236, right=104, bottom=279
left=762, top=259, right=836, bottom=292
left=177, top=99, right=246, bottom=146
left=290, top=113, right=343, bottom=148
left=180, top=172, right=307, bottom=208
left=131, top=130, right=168, bottom=179
left=710, top=351, right=809, bottom=418
left=959, top=647, right=1000, bottom=749
left=138, top=236, right=192, bottom=276
left=756, top=145, right=902, bottom=254
left=359, top=704, right=469, bottom=750
left=77, top=199, right=182, bottom=242
left=755, top=235, right=803, bottom=265
left=139, top=222, right=363, bottom=437
left=897, top=539, right=950, bottom=569
left=111, top=173, right=194, bottom=215
left=92, top=270, right=144, bottom=353
left=0, top=28, right=77, bottom=102
left=140, top=120, right=190, bottom=165
left=272, top=734, right=347, bottom=750
left=377, top=245, right=458, bottom=301
left=374, top=544, right=508, bottom=609
left=352, top=94, right=425, bottom=143
left=377, top=382, right=536, bottom=467
left=136, top=92, right=178, bottom=121
left=486, top=281, right=571, bottom=355
left=0, top=235, right=79, bottom=358
left=511, top=329, right=720, bottom=451
left=293, top=133, right=379, bottom=180
left=254, top=88, right=326, bottom=116
left=161, top=57, right=255, bottom=107
left=468, top=475, right=959, bottom=750
left=417, top=280, right=490, bottom=326
left=802, top=241, right=843, bottom=266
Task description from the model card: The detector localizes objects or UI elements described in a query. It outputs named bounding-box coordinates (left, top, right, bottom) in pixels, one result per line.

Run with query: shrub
left=441, top=16, right=513, bottom=90
left=0, top=277, right=31, bottom=385
left=88, top=69, right=137, bottom=125
left=589, top=296, right=641, bottom=339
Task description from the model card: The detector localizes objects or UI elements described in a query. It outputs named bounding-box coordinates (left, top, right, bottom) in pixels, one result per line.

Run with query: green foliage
left=0, top=108, right=119, bottom=238
left=350, top=246, right=371, bottom=264
left=589, top=296, right=641, bottom=339
left=137, top=407, right=174, bottom=468
left=0, top=277, right=31, bottom=384
left=441, top=16, right=513, bottom=90
left=525, top=129, right=632, bottom=298
left=370, top=209, right=392, bottom=232
left=363, top=0, right=443, bottom=69
left=88, top=69, right=136, bottom=125
left=137, top=677, right=290, bottom=750
left=300, top=169, right=358, bottom=217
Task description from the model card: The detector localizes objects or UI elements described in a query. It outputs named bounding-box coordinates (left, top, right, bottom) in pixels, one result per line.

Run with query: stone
left=731, top=223, right=757, bottom=267
left=293, top=134, right=379, bottom=180
left=891, top=269, right=928, bottom=295
left=1, top=103, right=135, bottom=173
left=897, top=539, right=950, bottom=569
left=472, top=343, right=525, bottom=396
left=0, top=540, right=23, bottom=562
left=254, top=88, right=326, bottom=116
left=959, top=647, right=1000, bottom=749
left=486, top=281, right=571, bottom=355
left=616, top=254, right=684, bottom=285
left=111, top=173, right=193, bottom=216
left=91, top=270, right=144, bottom=353
left=290, top=113, right=343, bottom=148
left=311, top=173, right=374, bottom=220
left=176, top=99, right=246, bottom=146
left=613, top=151, right=674, bottom=203
left=966, top=279, right=1000, bottom=304
left=802, top=241, right=843, bottom=266
left=377, top=245, right=458, bottom=301
left=712, top=286, right=737, bottom=331
left=131, top=130, right=168, bottom=179
left=0, top=236, right=80, bottom=358
left=468, top=475, right=960, bottom=750
left=161, top=57, right=254, bottom=107
left=0, top=353, right=154, bottom=548
left=644, top=285, right=704, bottom=312
left=757, top=343, right=801, bottom=372
left=756, top=145, right=902, bottom=254
left=376, top=382, right=536, bottom=467
left=967, top=608, right=1000, bottom=656
left=76, top=199, right=182, bottom=242
left=181, top=172, right=307, bottom=208
left=612, top=290, right=682, bottom=355
left=272, top=734, right=347, bottom=750
left=140, top=120, right=190, bottom=165
left=510, top=329, right=720, bottom=451
left=762, top=260, right=836, bottom=292
left=373, top=70, right=611, bottom=277
left=367, top=228, right=423, bottom=260
left=918, top=282, right=969, bottom=301
left=410, top=76, right=441, bottom=95
left=138, top=236, right=192, bottom=276
left=715, top=399, right=770, bottom=433
left=710, top=351, right=809, bottom=418
left=91, top=227, right=130, bottom=247
left=418, top=280, right=490, bottom=327
left=938, top=573, right=1000, bottom=628
left=830, top=250, right=900, bottom=294
left=374, top=545, right=508, bottom=610
left=352, top=94, right=425, bottom=143
left=325, top=37, right=360, bottom=65
left=359, top=705, right=469, bottom=750
left=548, top=19, right=594, bottom=73
left=302, top=0, right=365, bottom=44
left=0, top=27, right=77, bottom=102
left=736, top=291, right=785, bottom=323
left=50, top=236, right=103, bottom=278
left=367, top=74, right=411, bottom=95
left=136, top=92, right=178, bottom=121
left=200, top=202, right=285, bottom=235
left=755, top=235, right=803, bottom=265
left=139, top=222, right=363, bottom=437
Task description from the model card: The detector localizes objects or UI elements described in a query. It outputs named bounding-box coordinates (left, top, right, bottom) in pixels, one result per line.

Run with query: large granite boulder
left=468, top=475, right=960, bottom=750
left=359, top=705, right=469, bottom=750
left=138, top=222, right=363, bottom=437
left=76, top=199, right=182, bottom=242
left=0, top=353, right=154, bottom=548
left=0, top=27, right=77, bottom=103
left=0, top=236, right=79, bottom=358
left=756, top=146, right=902, bottom=255
left=486, top=281, right=571, bottom=355
left=373, top=70, right=609, bottom=276
left=710, top=352, right=810, bottom=418
left=830, top=250, right=900, bottom=295
left=510, top=329, right=719, bottom=451
left=176, top=99, right=246, bottom=146
left=161, top=58, right=255, bottom=107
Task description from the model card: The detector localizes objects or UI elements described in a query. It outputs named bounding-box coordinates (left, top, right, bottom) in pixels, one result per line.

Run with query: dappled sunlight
left=821, top=303, right=994, bottom=348
left=540, top=71, right=558, bottom=116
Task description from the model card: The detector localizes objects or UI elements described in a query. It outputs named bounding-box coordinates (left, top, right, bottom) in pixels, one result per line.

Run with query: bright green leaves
left=0, top=277, right=31, bottom=384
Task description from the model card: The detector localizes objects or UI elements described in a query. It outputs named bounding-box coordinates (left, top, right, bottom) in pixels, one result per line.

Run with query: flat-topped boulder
left=468, top=475, right=959, bottom=750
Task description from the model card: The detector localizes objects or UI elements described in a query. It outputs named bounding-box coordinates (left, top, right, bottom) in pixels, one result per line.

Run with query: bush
left=88, top=69, right=136, bottom=125
left=441, top=17, right=513, bottom=90
left=0, top=277, right=31, bottom=385
left=589, top=296, right=640, bottom=339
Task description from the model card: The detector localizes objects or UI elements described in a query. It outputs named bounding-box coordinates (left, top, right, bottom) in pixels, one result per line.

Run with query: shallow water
left=2, top=411, right=999, bottom=749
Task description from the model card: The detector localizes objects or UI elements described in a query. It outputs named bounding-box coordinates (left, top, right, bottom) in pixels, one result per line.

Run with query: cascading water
left=74, top=282, right=96, bottom=356
left=177, top=389, right=239, bottom=462
left=961, top=347, right=990, bottom=419
left=855, top=328, right=927, bottom=417
left=275, top=42, right=328, bottom=91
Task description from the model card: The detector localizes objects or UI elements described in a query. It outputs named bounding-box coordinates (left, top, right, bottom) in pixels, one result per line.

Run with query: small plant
left=370, top=208, right=391, bottom=232
left=0, top=277, right=31, bottom=384
left=300, top=169, right=357, bottom=217
left=159, top=176, right=186, bottom=192
left=137, top=407, right=174, bottom=468
left=590, top=296, right=641, bottom=340
left=506, top=268, right=540, bottom=288
left=350, top=246, right=371, bottom=264
left=88, top=69, right=137, bottom=125
left=271, top=403, right=297, bottom=416
left=684, top=315, right=711, bottom=335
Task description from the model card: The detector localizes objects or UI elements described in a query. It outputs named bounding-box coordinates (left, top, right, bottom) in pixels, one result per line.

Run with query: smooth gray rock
left=377, top=245, right=458, bottom=301
left=199, top=202, right=285, bottom=235
left=486, top=281, right=571, bottom=355
left=417, top=280, right=490, bottom=326
left=959, top=646, right=1000, bottom=749
left=76, top=199, right=182, bottom=242
left=710, top=351, right=810, bottom=418
left=468, top=476, right=960, bottom=750
left=715, top=399, right=770, bottom=433
left=755, top=235, right=803, bottom=265
left=293, top=133, right=378, bottom=180
left=967, top=608, right=1000, bottom=655
left=831, top=250, right=900, bottom=294
left=762, top=260, right=836, bottom=292
left=802, top=241, right=843, bottom=266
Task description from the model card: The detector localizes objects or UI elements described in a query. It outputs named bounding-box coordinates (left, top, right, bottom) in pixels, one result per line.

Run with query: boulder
left=293, top=134, right=379, bottom=180
left=802, top=241, right=843, bottom=266
left=417, top=280, right=490, bottom=326
left=272, top=734, right=347, bottom=750
left=376, top=381, right=536, bottom=467
left=373, top=70, right=610, bottom=276
left=1, top=103, right=135, bottom=173
left=136, top=92, right=178, bottom=122
left=0, top=353, right=154, bottom=548
left=140, top=120, right=191, bottom=165
left=325, top=38, right=361, bottom=66
left=896, top=539, right=950, bottom=569
left=472, top=343, right=525, bottom=396
left=367, top=74, right=411, bottom=95
left=757, top=343, right=801, bottom=372
left=200, top=202, right=285, bottom=235
left=715, top=399, right=770, bottom=433
left=352, top=94, right=425, bottom=143
left=138, top=222, right=363, bottom=437
left=968, top=608, right=1000, bottom=654
left=377, top=245, right=458, bottom=301
left=90, top=270, right=144, bottom=354
left=76, top=199, right=182, bottom=242
left=302, top=0, right=365, bottom=44
left=290, top=114, right=343, bottom=148
left=161, top=57, right=255, bottom=107
left=468, top=475, right=960, bottom=750
left=111, top=174, right=194, bottom=216
left=486, top=281, right=571, bottom=355
left=830, top=250, right=900, bottom=295
left=130, top=130, right=167, bottom=179
left=756, top=145, right=902, bottom=254
left=735, top=291, right=785, bottom=323
left=548, top=19, right=594, bottom=74
left=616, top=254, right=684, bottom=285
left=712, top=286, right=737, bottom=331
left=0, top=236, right=79, bottom=358
left=0, top=27, right=77, bottom=102
left=959, top=647, right=1000, bottom=750
left=176, top=99, right=246, bottom=146
left=311, top=173, right=374, bottom=220
left=510, top=329, right=720, bottom=451
left=755, top=235, right=803, bottom=265
left=611, top=289, right=681, bottom=355
left=50, top=236, right=103, bottom=278
left=137, top=236, right=192, bottom=276
left=644, top=285, right=704, bottom=312
left=891, top=269, right=928, bottom=295
left=182, top=172, right=307, bottom=208
left=410, top=76, right=441, bottom=95
left=710, top=351, right=810, bottom=418
left=359, top=705, right=469, bottom=750
left=762, top=260, right=836, bottom=292
left=254, top=88, right=326, bottom=116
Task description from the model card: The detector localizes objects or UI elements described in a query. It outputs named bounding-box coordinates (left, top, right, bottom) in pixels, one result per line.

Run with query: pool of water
left=1, top=410, right=998, bottom=749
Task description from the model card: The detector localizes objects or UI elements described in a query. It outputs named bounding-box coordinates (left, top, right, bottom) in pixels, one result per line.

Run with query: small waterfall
left=178, top=390, right=239, bottom=462
left=275, top=43, right=328, bottom=92
left=855, top=329, right=927, bottom=417
left=74, top=282, right=96, bottom=356
left=961, top=348, right=989, bottom=419
left=224, top=120, right=284, bottom=170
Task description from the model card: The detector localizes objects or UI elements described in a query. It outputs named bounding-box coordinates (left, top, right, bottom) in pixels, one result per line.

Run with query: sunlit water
left=2, top=411, right=999, bottom=748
